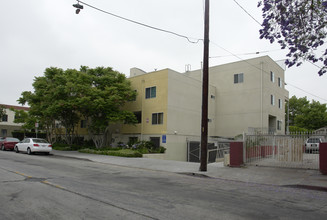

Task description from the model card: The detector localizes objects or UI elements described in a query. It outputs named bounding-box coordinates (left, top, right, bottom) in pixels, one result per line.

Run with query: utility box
left=320, top=143, right=327, bottom=175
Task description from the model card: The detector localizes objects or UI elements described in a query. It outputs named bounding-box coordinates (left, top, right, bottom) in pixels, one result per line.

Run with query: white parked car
left=305, top=137, right=325, bottom=153
left=15, top=138, right=52, bottom=155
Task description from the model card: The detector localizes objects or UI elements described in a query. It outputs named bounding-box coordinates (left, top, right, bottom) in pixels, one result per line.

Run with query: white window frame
left=271, top=95, right=275, bottom=106
left=145, top=86, right=156, bottom=99
left=278, top=99, right=282, bottom=109
left=234, top=73, right=244, bottom=84
left=152, top=112, right=164, bottom=125
left=270, top=71, right=275, bottom=83
left=277, top=120, right=282, bottom=130
left=278, top=77, right=282, bottom=88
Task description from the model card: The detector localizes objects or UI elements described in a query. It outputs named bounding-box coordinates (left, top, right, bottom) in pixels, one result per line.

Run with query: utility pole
left=200, top=0, right=210, bottom=172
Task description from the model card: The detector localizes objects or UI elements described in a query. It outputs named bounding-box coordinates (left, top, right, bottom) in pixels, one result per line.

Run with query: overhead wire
left=210, top=41, right=327, bottom=103
left=77, top=0, right=202, bottom=44
left=76, top=0, right=326, bottom=102
left=223, top=0, right=327, bottom=102
left=210, top=49, right=282, bottom=58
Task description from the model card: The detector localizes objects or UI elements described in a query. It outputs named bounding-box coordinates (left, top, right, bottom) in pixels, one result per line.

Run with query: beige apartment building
left=113, top=56, right=289, bottom=161
left=0, top=104, right=29, bottom=137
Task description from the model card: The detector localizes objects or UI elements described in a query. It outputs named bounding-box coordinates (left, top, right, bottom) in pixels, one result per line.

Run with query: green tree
left=19, top=66, right=137, bottom=148
left=295, top=100, right=327, bottom=130
left=18, top=67, right=79, bottom=144
left=0, top=105, right=6, bottom=121
left=77, top=66, right=137, bottom=148
left=286, top=96, right=327, bottom=130
left=287, top=96, right=310, bottom=127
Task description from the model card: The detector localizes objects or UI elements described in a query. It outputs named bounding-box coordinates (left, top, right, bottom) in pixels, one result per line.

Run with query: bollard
left=320, top=143, right=327, bottom=175
left=230, top=142, right=243, bottom=167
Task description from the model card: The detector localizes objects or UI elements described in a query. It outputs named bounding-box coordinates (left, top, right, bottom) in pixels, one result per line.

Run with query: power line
left=210, top=41, right=327, bottom=103
left=232, top=0, right=325, bottom=74
left=232, top=0, right=262, bottom=26
left=76, top=1, right=326, bottom=102
left=77, top=1, right=203, bottom=44
left=210, top=49, right=282, bottom=58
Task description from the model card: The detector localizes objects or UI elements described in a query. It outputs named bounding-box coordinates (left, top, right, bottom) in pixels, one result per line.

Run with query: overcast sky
left=1, top=0, right=326, bottom=106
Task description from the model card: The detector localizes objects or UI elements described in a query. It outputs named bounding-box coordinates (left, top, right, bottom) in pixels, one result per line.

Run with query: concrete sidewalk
left=52, top=150, right=327, bottom=190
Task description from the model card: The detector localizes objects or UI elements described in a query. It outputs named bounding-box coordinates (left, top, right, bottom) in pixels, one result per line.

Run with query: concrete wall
left=186, top=56, right=288, bottom=137
left=121, top=69, right=168, bottom=135
left=167, top=69, right=216, bottom=137
left=0, top=105, right=26, bottom=137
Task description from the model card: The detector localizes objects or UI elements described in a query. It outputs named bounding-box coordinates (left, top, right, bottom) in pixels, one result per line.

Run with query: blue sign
left=162, top=135, right=166, bottom=143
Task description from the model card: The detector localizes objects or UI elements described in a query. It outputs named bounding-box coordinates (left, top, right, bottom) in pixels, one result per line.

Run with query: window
left=1, top=129, right=7, bottom=137
left=150, top=137, right=160, bottom=148
left=134, top=111, right=142, bottom=123
left=278, top=99, right=282, bottom=109
left=271, top=95, right=275, bottom=106
left=234, top=73, right=244, bottom=84
left=1, top=114, right=8, bottom=122
left=81, top=120, right=87, bottom=128
left=270, top=71, right=275, bottom=82
left=277, top=120, right=282, bottom=130
left=145, top=86, right=156, bottom=99
left=211, top=95, right=215, bottom=99
left=278, top=77, right=282, bottom=88
left=152, top=112, right=164, bottom=125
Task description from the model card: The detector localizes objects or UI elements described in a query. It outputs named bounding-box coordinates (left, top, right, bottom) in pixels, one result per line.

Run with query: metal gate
left=187, top=141, right=230, bottom=163
left=244, top=133, right=321, bottom=170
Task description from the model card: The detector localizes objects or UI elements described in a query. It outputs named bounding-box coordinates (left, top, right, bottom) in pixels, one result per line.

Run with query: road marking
left=41, top=180, right=65, bottom=189
left=14, top=171, right=32, bottom=178
left=12, top=170, right=65, bottom=189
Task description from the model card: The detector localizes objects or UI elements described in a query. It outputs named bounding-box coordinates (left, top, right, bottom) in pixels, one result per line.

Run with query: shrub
left=78, top=148, right=143, bottom=158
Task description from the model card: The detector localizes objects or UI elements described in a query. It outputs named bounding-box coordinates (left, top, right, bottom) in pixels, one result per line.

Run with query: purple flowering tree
left=258, top=0, right=327, bottom=75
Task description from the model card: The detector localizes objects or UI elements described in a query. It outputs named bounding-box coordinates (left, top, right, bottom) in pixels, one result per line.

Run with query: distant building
left=111, top=56, right=289, bottom=161
left=0, top=104, right=29, bottom=137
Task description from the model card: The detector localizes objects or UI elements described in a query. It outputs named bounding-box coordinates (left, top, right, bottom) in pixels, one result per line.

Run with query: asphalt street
left=0, top=150, right=327, bottom=220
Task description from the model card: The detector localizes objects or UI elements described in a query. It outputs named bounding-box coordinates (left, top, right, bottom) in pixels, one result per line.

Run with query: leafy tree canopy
left=0, top=105, right=5, bottom=120
left=258, top=0, right=327, bottom=75
left=18, top=66, right=137, bottom=147
left=286, top=95, right=327, bottom=130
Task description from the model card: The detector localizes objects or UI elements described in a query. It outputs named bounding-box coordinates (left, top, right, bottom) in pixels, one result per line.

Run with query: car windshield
left=33, top=139, right=49, bottom=144
left=6, top=138, right=20, bottom=142
left=308, top=138, right=320, bottom=143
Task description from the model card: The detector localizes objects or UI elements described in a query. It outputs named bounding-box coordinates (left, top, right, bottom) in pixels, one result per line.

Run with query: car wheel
left=27, top=148, right=32, bottom=155
left=15, top=146, right=19, bottom=153
left=1, top=145, right=5, bottom=151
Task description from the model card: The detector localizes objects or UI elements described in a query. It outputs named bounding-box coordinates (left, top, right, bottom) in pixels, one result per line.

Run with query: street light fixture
left=73, top=1, right=83, bottom=14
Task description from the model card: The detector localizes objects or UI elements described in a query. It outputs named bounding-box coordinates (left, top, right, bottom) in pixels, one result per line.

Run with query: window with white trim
left=234, top=73, right=244, bottom=84
left=152, top=112, right=163, bottom=125
left=145, top=86, right=156, bottom=99
left=277, top=120, right=282, bottom=130
left=271, top=95, right=275, bottom=106
left=278, top=99, right=282, bottom=109
left=278, top=77, right=282, bottom=88
left=270, top=71, right=275, bottom=82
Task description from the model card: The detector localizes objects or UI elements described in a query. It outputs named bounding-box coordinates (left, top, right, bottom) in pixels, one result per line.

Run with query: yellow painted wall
left=122, top=69, right=168, bottom=135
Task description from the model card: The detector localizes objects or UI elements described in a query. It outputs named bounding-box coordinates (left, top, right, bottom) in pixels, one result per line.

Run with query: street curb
left=282, top=184, right=327, bottom=192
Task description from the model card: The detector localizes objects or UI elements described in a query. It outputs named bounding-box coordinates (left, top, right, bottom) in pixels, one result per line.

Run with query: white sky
left=1, top=0, right=326, bottom=106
